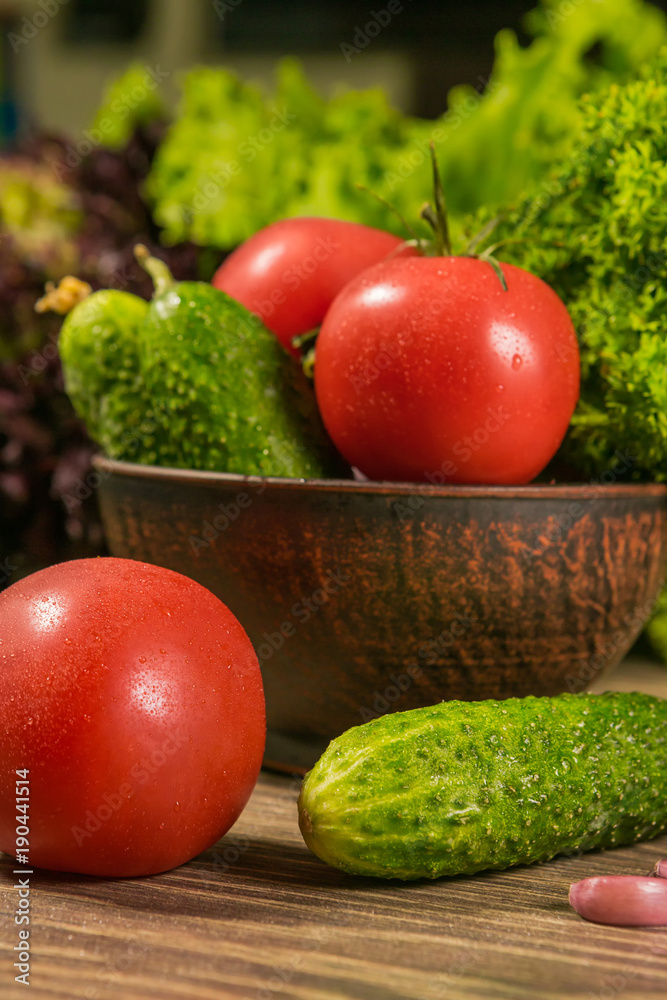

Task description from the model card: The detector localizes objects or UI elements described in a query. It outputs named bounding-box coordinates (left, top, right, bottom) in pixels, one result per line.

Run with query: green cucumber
left=56, top=287, right=170, bottom=465
left=298, top=693, right=667, bottom=880
left=57, top=288, right=147, bottom=444
left=136, top=248, right=346, bottom=478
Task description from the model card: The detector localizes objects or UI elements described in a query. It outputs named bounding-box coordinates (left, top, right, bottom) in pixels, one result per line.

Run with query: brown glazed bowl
left=94, top=457, right=667, bottom=771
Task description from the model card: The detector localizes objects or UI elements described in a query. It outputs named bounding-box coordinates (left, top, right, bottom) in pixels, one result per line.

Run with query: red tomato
left=314, top=256, right=580, bottom=484
left=212, top=217, right=411, bottom=355
left=0, top=558, right=265, bottom=877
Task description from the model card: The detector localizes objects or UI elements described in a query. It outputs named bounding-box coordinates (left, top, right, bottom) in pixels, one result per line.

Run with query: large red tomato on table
left=314, top=255, right=580, bottom=484
left=212, top=217, right=411, bottom=354
left=0, top=558, right=265, bottom=876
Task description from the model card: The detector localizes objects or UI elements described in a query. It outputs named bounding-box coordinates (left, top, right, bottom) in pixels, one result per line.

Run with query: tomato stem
left=355, top=184, right=420, bottom=242
left=429, top=142, right=452, bottom=256
left=386, top=237, right=428, bottom=259
left=477, top=251, right=508, bottom=292
left=301, top=346, right=316, bottom=380
left=291, top=327, right=320, bottom=350
left=464, top=214, right=505, bottom=256
left=419, top=202, right=440, bottom=242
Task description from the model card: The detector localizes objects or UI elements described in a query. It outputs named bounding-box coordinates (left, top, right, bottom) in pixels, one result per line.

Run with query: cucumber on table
left=298, top=693, right=667, bottom=880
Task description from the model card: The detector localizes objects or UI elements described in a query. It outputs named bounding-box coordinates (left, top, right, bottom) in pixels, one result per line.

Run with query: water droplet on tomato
left=138, top=656, right=146, bottom=664
left=512, top=354, right=522, bottom=370
left=174, top=802, right=180, bottom=812
left=496, top=384, right=505, bottom=392
left=64, top=638, right=72, bottom=645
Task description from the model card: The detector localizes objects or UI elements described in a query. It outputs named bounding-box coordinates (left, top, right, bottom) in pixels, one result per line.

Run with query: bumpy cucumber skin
left=140, top=283, right=345, bottom=477
left=58, top=290, right=170, bottom=465
left=298, top=693, right=667, bottom=880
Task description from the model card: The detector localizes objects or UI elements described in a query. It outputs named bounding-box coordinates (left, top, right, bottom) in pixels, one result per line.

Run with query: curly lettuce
left=133, top=0, right=667, bottom=250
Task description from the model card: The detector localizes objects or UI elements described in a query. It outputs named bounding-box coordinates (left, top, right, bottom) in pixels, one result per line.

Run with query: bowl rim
left=93, top=455, right=667, bottom=501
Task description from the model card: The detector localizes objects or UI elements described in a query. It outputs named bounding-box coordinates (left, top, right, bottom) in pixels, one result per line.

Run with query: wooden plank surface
left=2, top=659, right=667, bottom=1000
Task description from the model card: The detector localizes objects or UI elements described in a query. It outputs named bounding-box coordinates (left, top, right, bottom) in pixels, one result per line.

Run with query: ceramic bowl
left=93, top=457, right=667, bottom=770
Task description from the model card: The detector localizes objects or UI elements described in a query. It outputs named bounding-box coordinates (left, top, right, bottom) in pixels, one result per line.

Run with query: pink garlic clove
left=569, top=876, right=667, bottom=926
left=648, top=859, right=667, bottom=879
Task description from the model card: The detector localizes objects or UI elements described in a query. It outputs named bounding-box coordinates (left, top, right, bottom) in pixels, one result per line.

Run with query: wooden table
left=3, top=659, right=667, bottom=1000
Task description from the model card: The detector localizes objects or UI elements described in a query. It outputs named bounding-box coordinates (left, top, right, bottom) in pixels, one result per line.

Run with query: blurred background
left=2, top=0, right=667, bottom=593
left=1, top=0, right=553, bottom=135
